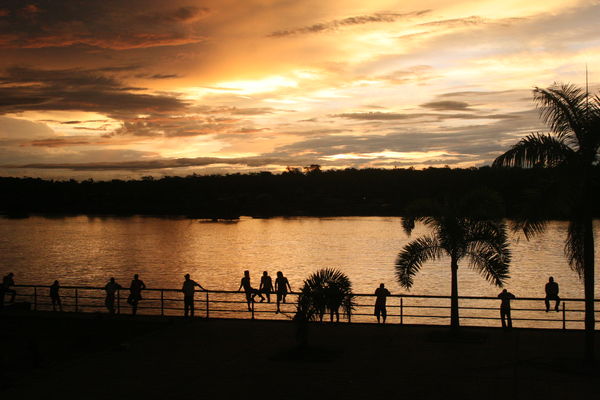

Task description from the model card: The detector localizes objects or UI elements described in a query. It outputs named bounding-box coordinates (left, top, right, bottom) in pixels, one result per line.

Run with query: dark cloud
left=27, top=138, right=91, bottom=147
left=136, top=74, right=181, bottom=80
left=268, top=10, right=430, bottom=37
left=5, top=156, right=294, bottom=171
left=270, top=108, right=541, bottom=165
left=417, top=16, right=486, bottom=28
left=334, top=112, right=428, bottom=120
left=0, top=66, right=187, bottom=118
left=112, top=115, right=240, bottom=138
left=333, top=111, right=517, bottom=121
left=0, top=1, right=209, bottom=50
left=420, top=101, right=471, bottom=111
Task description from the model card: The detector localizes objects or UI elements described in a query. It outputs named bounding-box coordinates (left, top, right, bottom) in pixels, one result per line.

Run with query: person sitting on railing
left=374, top=283, right=391, bottom=324
left=498, top=289, right=516, bottom=329
left=49, top=280, right=63, bottom=312
left=182, top=273, right=205, bottom=318
left=105, top=277, right=122, bottom=314
left=275, top=271, right=291, bottom=314
left=238, top=270, right=264, bottom=311
left=127, top=274, right=146, bottom=315
left=544, top=277, right=560, bottom=312
left=1, top=272, right=16, bottom=309
left=259, top=271, right=273, bottom=303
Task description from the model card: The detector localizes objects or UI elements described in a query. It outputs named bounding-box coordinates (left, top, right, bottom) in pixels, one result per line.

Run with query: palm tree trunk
left=583, top=216, right=595, bottom=365
left=450, top=256, right=459, bottom=329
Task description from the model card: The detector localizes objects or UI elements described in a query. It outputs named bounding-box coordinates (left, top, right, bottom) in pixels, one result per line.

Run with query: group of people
left=1, top=271, right=562, bottom=327
left=497, top=276, right=561, bottom=329
left=237, top=270, right=291, bottom=313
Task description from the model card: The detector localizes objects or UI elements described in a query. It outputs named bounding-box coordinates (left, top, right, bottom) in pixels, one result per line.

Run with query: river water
left=1, top=216, right=598, bottom=327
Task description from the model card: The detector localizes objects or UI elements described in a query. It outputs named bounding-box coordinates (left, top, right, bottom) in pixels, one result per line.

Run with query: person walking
left=544, top=277, right=560, bottom=312
left=498, top=289, right=516, bottom=329
left=374, top=283, right=391, bottom=324
left=182, top=274, right=205, bottom=317
left=274, top=271, right=291, bottom=314
left=49, top=280, right=63, bottom=312
left=127, top=274, right=146, bottom=315
left=104, top=277, right=122, bottom=314
left=259, top=271, right=273, bottom=303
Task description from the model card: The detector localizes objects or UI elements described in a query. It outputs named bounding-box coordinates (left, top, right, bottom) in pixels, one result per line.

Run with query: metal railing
left=3, top=284, right=599, bottom=330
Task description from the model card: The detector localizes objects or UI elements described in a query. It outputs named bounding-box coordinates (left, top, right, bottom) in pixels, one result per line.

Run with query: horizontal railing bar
left=11, top=284, right=599, bottom=303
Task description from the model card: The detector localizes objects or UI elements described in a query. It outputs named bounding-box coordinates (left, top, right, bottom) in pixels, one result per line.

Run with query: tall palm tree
left=493, top=83, right=600, bottom=363
left=396, top=197, right=511, bottom=328
left=295, top=268, right=355, bottom=323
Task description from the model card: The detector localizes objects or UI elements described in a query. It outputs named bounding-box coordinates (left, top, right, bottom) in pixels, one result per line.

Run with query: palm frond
left=534, top=84, right=587, bottom=144
left=565, top=220, right=585, bottom=278
left=493, top=133, right=576, bottom=168
left=465, top=223, right=511, bottom=287
left=511, top=218, right=547, bottom=240
left=295, top=268, right=355, bottom=321
left=395, top=235, right=443, bottom=289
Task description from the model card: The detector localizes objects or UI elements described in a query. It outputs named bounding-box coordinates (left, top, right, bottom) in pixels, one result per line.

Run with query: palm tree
left=493, top=83, right=600, bottom=363
left=396, top=196, right=511, bottom=328
left=295, top=268, right=355, bottom=323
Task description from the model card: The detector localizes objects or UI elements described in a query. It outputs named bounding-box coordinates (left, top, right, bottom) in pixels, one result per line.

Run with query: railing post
left=562, top=302, right=566, bottom=330
left=400, top=297, right=403, bottom=325
left=75, top=289, right=79, bottom=312
left=117, top=289, right=121, bottom=314
left=251, top=298, right=255, bottom=320
left=206, top=291, right=210, bottom=319
left=160, top=290, right=164, bottom=316
left=33, top=287, right=37, bottom=311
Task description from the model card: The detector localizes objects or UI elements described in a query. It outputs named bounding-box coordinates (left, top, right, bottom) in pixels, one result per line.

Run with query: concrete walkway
left=1, top=313, right=598, bottom=399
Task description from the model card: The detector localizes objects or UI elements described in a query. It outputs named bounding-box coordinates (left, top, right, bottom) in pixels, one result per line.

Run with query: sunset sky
left=0, top=0, right=599, bottom=179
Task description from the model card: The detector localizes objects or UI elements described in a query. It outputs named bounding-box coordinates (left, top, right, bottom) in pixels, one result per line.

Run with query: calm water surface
left=1, top=216, right=598, bottom=326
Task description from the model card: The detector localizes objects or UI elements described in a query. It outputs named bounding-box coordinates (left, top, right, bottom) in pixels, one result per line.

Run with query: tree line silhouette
left=2, top=165, right=600, bottom=218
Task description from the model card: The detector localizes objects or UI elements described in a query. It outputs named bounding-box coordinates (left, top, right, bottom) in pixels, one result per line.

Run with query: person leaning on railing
left=182, top=274, right=205, bottom=318
left=498, top=289, right=516, bottom=329
left=104, top=277, right=122, bottom=314
left=1, top=272, right=16, bottom=309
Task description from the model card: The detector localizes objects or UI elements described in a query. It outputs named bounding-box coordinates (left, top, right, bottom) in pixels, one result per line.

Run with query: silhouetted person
left=238, top=270, right=263, bottom=311
left=182, top=273, right=205, bottom=317
left=498, top=289, right=516, bottom=329
left=374, top=283, right=391, bottom=324
left=274, top=271, right=291, bottom=314
left=545, top=277, right=560, bottom=312
left=259, top=271, right=273, bottom=303
left=127, top=274, right=146, bottom=315
left=104, top=277, right=122, bottom=314
left=49, top=280, right=62, bottom=312
left=1, top=272, right=16, bottom=309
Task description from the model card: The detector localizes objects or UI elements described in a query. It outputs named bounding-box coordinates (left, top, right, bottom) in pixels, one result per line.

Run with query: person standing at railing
left=49, top=280, right=63, bottom=312
left=1, top=272, right=16, bottom=309
left=259, top=271, right=273, bottom=303
left=274, top=271, right=291, bottom=314
left=104, top=277, right=122, bottom=314
left=544, top=276, right=560, bottom=312
left=127, top=274, right=146, bottom=315
left=182, top=273, right=205, bottom=318
left=238, top=270, right=264, bottom=311
left=374, top=283, right=391, bottom=324
left=498, top=289, right=516, bottom=329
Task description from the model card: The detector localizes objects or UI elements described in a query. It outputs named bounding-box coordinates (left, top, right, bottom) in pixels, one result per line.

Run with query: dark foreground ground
left=1, top=311, right=599, bottom=400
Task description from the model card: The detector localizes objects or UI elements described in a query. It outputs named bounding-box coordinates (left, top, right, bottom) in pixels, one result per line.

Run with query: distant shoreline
left=3, top=167, right=600, bottom=218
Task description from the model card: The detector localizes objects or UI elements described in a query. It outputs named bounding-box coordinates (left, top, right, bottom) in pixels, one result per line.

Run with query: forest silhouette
left=2, top=166, right=600, bottom=218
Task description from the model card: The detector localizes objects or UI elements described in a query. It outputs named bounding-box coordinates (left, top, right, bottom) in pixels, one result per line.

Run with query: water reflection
left=0, top=216, right=598, bottom=326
